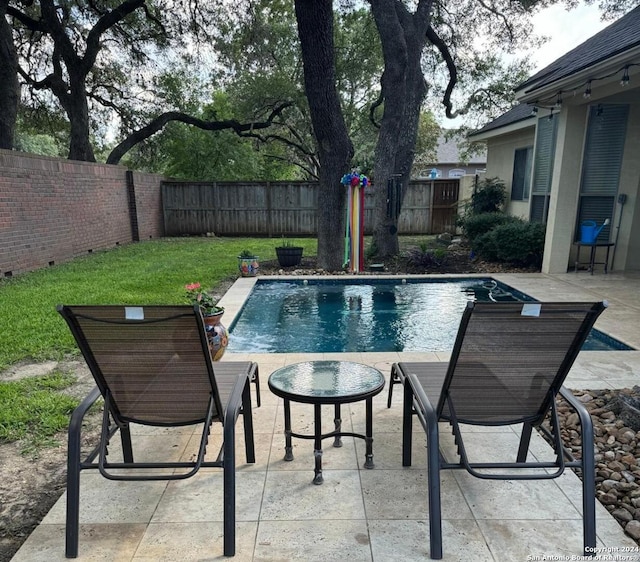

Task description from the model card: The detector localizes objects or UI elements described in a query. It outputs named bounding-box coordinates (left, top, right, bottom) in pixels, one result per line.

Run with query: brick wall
left=0, top=150, right=165, bottom=277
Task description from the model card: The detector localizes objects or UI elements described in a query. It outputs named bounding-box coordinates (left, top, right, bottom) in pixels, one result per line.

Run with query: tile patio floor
left=12, top=272, right=640, bottom=561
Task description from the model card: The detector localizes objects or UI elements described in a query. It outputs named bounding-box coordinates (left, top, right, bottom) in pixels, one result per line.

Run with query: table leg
left=313, top=403, right=323, bottom=484
left=589, top=245, right=596, bottom=275
left=283, top=398, right=294, bottom=461
left=333, top=404, right=342, bottom=448
left=364, top=396, right=375, bottom=469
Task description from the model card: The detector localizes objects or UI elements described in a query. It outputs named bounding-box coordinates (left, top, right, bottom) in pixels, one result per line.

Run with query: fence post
left=213, top=182, right=220, bottom=234
left=266, top=181, right=273, bottom=238
left=126, top=170, right=140, bottom=242
left=428, top=180, right=435, bottom=234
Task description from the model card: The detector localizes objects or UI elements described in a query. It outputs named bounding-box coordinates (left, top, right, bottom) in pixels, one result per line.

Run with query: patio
left=12, top=272, right=640, bottom=561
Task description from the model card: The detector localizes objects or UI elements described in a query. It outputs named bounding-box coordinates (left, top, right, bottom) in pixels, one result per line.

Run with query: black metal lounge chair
left=57, top=304, right=258, bottom=558
left=397, top=300, right=607, bottom=560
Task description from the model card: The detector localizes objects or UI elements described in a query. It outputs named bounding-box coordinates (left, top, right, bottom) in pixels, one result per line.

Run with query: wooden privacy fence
left=162, top=179, right=459, bottom=236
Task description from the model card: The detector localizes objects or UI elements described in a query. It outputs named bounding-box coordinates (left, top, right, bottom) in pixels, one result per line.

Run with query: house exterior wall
left=542, top=106, right=588, bottom=273
left=614, top=102, right=640, bottom=271
left=484, top=127, right=535, bottom=219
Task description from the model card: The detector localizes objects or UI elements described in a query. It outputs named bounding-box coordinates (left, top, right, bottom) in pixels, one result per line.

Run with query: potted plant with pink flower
left=185, top=282, right=224, bottom=316
left=185, top=282, right=228, bottom=360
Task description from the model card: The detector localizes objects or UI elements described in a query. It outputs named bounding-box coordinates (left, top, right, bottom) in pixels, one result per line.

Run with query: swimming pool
left=227, top=278, right=632, bottom=353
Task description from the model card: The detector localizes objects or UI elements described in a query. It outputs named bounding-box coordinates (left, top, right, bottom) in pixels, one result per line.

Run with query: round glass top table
left=268, top=360, right=385, bottom=484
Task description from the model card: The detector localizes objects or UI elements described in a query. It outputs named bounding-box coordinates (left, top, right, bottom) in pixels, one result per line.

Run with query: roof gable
left=469, top=104, right=535, bottom=137
left=518, top=6, right=640, bottom=94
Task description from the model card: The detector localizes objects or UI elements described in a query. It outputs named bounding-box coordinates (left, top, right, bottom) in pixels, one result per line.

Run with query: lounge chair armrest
left=407, top=373, right=438, bottom=422
left=559, top=386, right=595, bottom=440
left=223, top=372, right=251, bottom=431
left=69, top=385, right=102, bottom=436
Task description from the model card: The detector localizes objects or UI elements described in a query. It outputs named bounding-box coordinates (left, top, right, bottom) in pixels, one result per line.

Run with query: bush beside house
left=460, top=177, right=545, bottom=268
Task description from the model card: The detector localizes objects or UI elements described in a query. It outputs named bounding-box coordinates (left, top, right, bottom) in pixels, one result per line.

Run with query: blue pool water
left=227, top=278, right=632, bottom=353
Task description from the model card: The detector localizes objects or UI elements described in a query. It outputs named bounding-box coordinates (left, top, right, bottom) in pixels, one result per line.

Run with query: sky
left=526, top=3, right=612, bottom=73
left=440, top=2, right=613, bottom=127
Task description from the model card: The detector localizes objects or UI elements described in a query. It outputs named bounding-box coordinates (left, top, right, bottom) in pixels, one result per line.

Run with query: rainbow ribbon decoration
left=341, top=172, right=368, bottom=273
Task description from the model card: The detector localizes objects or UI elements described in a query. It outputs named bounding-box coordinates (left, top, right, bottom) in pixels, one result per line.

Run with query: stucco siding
left=484, top=127, right=536, bottom=216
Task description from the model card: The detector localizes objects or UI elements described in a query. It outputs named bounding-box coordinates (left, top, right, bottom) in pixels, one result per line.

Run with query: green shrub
left=470, top=177, right=507, bottom=214
left=473, top=220, right=545, bottom=267
left=473, top=231, right=500, bottom=261
left=492, top=221, right=546, bottom=266
left=460, top=212, right=514, bottom=243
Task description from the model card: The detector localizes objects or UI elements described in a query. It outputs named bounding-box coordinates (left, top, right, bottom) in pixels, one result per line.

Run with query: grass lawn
left=0, top=237, right=317, bottom=371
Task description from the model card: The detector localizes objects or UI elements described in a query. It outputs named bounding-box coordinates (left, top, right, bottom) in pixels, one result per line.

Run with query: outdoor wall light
left=620, top=66, right=630, bottom=86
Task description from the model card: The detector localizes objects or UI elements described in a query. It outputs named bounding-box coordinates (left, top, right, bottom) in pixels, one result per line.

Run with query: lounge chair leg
left=65, top=387, right=100, bottom=558
left=402, top=380, right=413, bottom=467
left=66, top=420, right=82, bottom=558
left=516, top=423, right=533, bottom=463
left=120, top=423, right=133, bottom=463
left=223, top=420, right=236, bottom=556
left=426, top=414, right=443, bottom=560
left=560, top=387, right=597, bottom=555
left=578, top=403, right=597, bottom=555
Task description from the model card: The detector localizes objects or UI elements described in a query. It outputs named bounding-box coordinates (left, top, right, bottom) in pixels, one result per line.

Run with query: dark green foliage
left=473, top=231, right=500, bottom=262
left=470, top=177, right=507, bottom=214
left=493, top=221, right=546, bottom=266
left=459, top=176, right=544, bottom=268
left=460, top=212, right=514, bottom=243
left=475, top=220, right=546, bottom=267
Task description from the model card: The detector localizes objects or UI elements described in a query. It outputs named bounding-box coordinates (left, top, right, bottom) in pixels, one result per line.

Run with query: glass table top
left=268, top=361, right=385, bottom=401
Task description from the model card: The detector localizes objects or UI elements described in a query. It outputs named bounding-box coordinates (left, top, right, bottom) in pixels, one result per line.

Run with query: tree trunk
left=370, top=0, right=429, bottom=260
left=0, top=1, right=19, bottom=150
left=64, top=72, right=95, bottom=162
left=294, top=0, right=354, bottom=271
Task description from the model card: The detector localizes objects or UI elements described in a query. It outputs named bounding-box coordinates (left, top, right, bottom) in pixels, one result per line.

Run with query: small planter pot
left=276, top=246, right=303, bottom=267
left=238, top=256, right=259, bottom=277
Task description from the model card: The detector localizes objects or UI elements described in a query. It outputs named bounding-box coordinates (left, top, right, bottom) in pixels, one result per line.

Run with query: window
left=530, top=117, right=558, bottom=223
left=575, top=103, right=628, bottom=241
left=448, top=168, right=466, bottom=178
left=511, top=147, right=533, bottom=201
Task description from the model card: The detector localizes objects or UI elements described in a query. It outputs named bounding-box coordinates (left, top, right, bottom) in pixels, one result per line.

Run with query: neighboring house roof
left=432, top=133, right=486, bottom=165
left=469, top=104, right=535, bottom=137
left=517, top=5, right=640, bottom=95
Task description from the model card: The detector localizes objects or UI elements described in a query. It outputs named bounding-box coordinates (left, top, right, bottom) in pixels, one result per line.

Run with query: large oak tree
left=294, top=0, right=354, bottom=270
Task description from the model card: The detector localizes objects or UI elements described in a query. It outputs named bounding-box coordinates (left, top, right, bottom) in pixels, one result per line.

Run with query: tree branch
left=426, top=25, right=463, bottom=119
left=84, top=0, right=146, bottom=73
left=369, top=91, right=384, bottom=129
left=106, top=102, right=293, bottom=164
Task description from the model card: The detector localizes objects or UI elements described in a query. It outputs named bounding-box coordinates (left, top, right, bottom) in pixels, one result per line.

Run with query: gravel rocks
left=554, top=387, right=640, bottom=545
